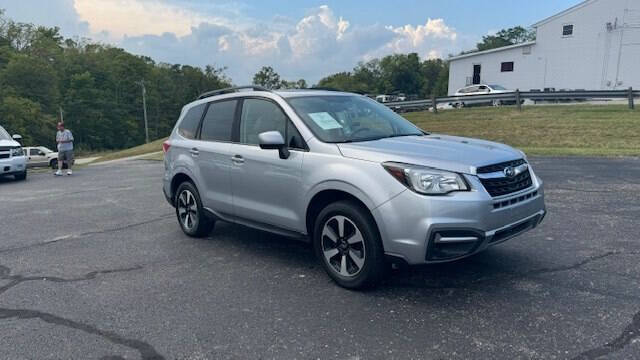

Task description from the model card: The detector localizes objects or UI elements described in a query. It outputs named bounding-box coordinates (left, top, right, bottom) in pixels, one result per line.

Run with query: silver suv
left=163, top=86, right=546, bottom=289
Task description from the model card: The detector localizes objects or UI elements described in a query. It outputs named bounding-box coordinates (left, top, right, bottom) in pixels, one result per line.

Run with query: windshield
left=490, top=85, right=507, bottom=90
left=0, top=126, right=11, bottom=140
left=287, top=95, right=424, bottom=143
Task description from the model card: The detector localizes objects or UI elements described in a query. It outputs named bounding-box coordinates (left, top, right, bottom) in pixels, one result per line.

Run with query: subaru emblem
left=503, top=166, right=516, bottom=178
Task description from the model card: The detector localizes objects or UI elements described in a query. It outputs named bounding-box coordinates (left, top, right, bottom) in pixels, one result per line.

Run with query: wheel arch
left=170, top=172, right=196, bottom=203
left=305, top=187, right=382, bottom=249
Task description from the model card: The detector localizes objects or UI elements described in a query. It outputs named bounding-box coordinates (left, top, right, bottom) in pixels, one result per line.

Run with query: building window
left=501, top=62, right=514, bottom=72
left=563, top=24, right=574, bottom=36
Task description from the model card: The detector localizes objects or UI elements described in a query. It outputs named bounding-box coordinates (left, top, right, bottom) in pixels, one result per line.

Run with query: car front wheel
left=313, top=201, right=385, bottom=289
left=175, top=182, right=215, bottom=237
left=14, top=171, right=27, bottom=181
left=50, top=159, right=58, bottom=169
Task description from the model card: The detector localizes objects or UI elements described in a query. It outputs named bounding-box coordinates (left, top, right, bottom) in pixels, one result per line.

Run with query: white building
left=447, top=0, right=640, bottom=95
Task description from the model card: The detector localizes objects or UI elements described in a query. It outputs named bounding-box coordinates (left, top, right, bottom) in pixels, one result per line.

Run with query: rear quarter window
left=177, top=104, right=206, bottom=139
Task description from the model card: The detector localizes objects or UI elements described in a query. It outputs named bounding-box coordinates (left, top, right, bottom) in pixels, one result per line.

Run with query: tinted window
left=240, top=99, right=287, bottom=145
left=178, top=104, right=205, bottom=139
left=286, top=121, right=305, bottom=150
left=201, top=100, right=237, bottom=142
left=501, top=62, right=514, bottom=72
left=30, top=149, right=40, bottom=155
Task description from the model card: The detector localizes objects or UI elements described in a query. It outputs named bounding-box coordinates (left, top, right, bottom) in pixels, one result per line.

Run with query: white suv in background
left=0, top=125, right=27, bottom=181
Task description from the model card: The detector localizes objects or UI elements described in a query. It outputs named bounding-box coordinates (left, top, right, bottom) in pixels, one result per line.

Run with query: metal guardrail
left=384, top=88, right=639, bottom=111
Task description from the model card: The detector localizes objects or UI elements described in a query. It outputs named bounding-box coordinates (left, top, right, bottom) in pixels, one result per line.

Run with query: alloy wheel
left=321, top=215, right=366, bottom=277
left=178, top=189, right=198, bottom=230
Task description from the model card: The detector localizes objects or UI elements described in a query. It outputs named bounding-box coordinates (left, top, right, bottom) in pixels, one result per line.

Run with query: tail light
left=162, top=140, right=171, bottom=153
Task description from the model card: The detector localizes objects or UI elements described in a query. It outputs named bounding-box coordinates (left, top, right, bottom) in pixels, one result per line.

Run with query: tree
left=0, top=10, right=231, bottom=151
left=253, top=66, right=281, bottom=89
left=317, top=53, right=449, bottom=97
left=476, top=26, right=535, bottom=51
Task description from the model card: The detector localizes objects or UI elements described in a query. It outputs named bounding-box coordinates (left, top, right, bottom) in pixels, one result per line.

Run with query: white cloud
left=2, top=0, right=469, bottom=83
left=383, top=18, right=458, bottom=58
left=73, top=0, right=241, bottom=39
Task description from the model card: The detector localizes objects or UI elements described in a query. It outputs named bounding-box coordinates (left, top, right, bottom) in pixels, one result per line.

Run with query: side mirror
left=258, top=131, right=290, bottom=159
left=12, top=134, right=22, bottom=141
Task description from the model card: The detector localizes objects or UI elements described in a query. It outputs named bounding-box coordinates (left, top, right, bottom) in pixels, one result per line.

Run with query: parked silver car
left=163, top=86, right=546, bottom=289
left=451, top=84, right=518, bottom=107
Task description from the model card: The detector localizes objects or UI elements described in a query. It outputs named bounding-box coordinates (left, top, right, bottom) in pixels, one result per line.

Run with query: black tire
left=50, top=159, right=58, bottom=169
left=313, top=200, right=385, bottom=289
left=175, top=181, right=215, bottom=237
left=14, top=171, right=27, bottom=181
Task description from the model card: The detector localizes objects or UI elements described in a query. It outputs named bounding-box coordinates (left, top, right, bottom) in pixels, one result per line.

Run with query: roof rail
left=197, top=85, right=271, bottom=100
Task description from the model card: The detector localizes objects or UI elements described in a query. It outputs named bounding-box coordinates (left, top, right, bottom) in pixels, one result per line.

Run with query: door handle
left=190, top=148, right=199, bottom=156
left=231, top=155, right=244, bottom=164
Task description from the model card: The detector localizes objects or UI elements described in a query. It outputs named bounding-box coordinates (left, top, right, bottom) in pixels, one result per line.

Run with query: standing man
left=55, top=122, right=74, bottom=176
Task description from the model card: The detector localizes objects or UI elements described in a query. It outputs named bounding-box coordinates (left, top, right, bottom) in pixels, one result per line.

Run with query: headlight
left=383, top=162, right=469, bottom=195
left=10, top=147, right=24, bottom=157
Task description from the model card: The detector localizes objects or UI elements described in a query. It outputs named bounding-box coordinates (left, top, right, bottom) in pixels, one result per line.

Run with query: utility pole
left=59, top=107, right=64, bottom=124
left=136, top=80, right=149, bottom=143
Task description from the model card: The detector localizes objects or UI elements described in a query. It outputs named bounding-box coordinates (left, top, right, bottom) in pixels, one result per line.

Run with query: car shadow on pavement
left=201, top=222, right=534, bottom=293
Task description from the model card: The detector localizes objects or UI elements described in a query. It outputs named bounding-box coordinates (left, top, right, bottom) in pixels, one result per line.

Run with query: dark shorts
left=58, top=150, right=74, bottom=162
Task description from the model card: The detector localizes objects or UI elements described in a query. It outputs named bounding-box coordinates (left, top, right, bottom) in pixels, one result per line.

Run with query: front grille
left=0, top=153, right=9, bottom=159
left=481, top=170, right=532, bottom=197
left=477, top=159, right=526, bottom=174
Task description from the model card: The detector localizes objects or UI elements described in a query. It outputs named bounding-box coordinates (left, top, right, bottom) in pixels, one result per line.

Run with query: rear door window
left=201, top=100, right=238, bottom=142
left=178, top=104, right=206, bottom=139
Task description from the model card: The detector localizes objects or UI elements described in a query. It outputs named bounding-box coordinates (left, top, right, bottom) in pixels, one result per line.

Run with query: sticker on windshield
left=308, top=112, right=342, bottom=130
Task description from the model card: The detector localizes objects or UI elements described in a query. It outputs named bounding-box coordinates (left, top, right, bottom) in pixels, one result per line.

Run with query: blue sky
left=0, top=0, right=582, bottom=83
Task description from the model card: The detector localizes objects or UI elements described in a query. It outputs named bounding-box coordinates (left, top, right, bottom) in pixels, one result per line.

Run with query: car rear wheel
left=313, top=201, right=384, bottom=289
left=175, top=182, right=215, bottom=237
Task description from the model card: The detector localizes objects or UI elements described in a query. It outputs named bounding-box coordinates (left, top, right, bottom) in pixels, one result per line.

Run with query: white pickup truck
left=0, top=125, right=27, bottom=181
left=24, top=146, right=59, bottom=169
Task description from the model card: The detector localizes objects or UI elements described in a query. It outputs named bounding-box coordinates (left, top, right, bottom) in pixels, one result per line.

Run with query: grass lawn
left=403, top=105, right=639, bottom=156
left=91, top=137, right=167, bottom=163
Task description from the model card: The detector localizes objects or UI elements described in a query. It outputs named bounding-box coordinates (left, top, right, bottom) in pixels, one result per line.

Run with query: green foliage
left=0, top=11, right=231, bottom=150
left=316, top=53, right=449, bottom=97
left=476, top=26, right=535, bottom=52
left=253, top=66, right=282, bottom=89
left=253, top=66, right=307, bottom=90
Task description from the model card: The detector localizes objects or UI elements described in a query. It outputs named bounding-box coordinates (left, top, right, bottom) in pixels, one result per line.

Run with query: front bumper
left=372, top=173, right=546, bottom=265
left=0, top=156, right=27, bottom=176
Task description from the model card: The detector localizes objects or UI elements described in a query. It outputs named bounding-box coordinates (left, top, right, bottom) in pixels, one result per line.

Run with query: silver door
left=196, top=99, right=238, bottom=217
left=230, top=98, right=305, bottom=232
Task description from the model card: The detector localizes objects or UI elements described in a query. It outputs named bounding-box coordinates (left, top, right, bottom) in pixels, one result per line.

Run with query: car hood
left=0, top=139, right=20, bottom=148
left=337, top=134, right=522, bottom=175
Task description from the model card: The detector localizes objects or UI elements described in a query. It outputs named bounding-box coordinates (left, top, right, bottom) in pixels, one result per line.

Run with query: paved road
left=0, top=157, right=639, bottom=360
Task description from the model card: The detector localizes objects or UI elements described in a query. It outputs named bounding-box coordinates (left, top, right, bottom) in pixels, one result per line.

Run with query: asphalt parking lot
left=0, top=157, right=639, bottom=360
